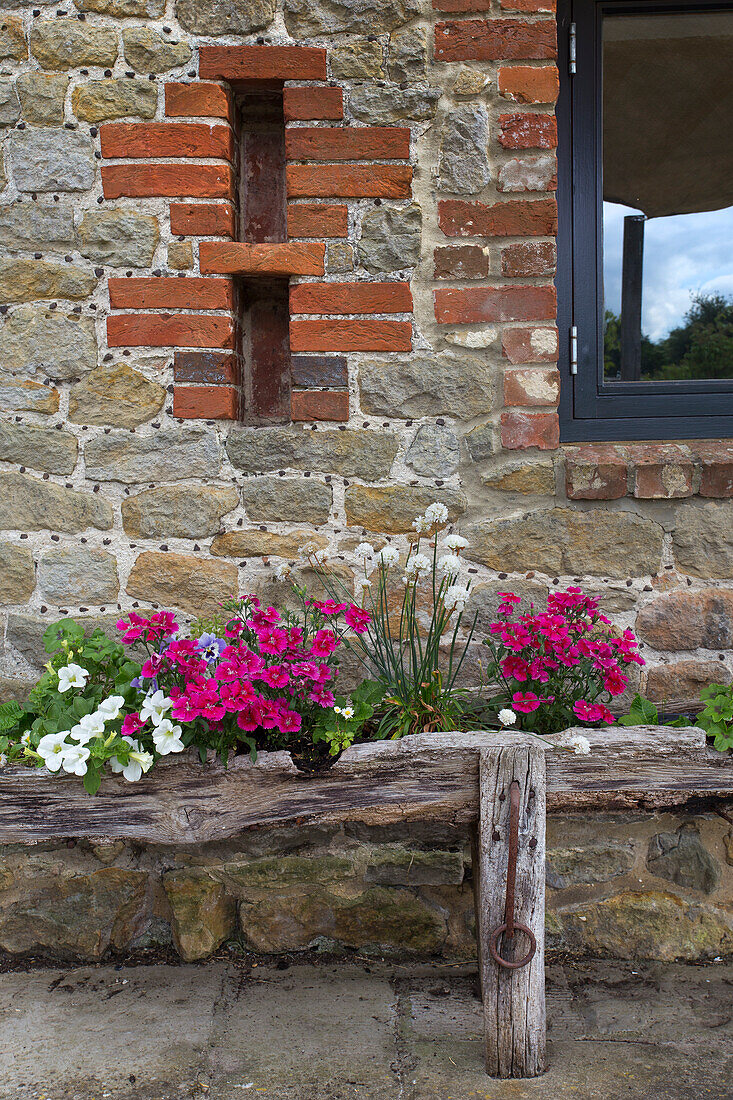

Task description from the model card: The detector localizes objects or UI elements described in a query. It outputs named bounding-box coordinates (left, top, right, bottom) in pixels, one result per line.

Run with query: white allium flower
left=354, top=542, right=375, bottom=562
left=498, top=708, right=517, bottom=727
left=444, top=584, right=470, bottom=613
left=424, top=502, right=449, bottom=526
left=377, top=546, right=400, bottom=567
left=412, top=514, right=430, bottom=534
left=298, top=541, right=318, bottom=558
left=437, top=553, right=462, bottom=576
left=357, top=576, right=372, bottom=590
left=311, top=548, right=329, bottom=566
left=152, top=718, right=185, bottom=756
left=70, top=711, right=106, bottom=745
left=140, top=689, right=172, bottom=727
left=110, top=739, right=153, bottom=782
left=96, top=695, right=125, bottom=722
left=57, top=663, right=89, bottom=693
left=444, top=533, right=469, bottom=551
left=61, top=743, right=90, bottom=777
left=37, top=732, right=70, bottom=772
left=405, top=552, right=431, bottom=577
left=555, top=732, right=592, bottom=755
left=274, top=562, right=293, bottom=580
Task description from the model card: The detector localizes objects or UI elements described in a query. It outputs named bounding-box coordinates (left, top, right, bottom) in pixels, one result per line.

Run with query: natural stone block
left=646, top=660, right=731, bottom=707
left=465, top=507, right=664, bottom=577
left=0, top=81, right=20, bottom=127
left=463, top=423, right=494, bottom=463
left=216, top=854, right=356, bottom=891
left=330, top=41, right=385, bottom=79
left=453, top=67, right=491, bottom=96
left=0, top=543, right=35, bottom=604
left=38, top=547, right=119, bottom=605
left=75, top=0, right=165, bottom=14
left=176, top=0, right=276, bottom=34
left=365, top=847, right=464, bottom=886
left=122, top=27, right=191, bottom=73
left=69, top=363, right=165, bottom=428
left=0, top=202, right=74, bottom=251
left=0, top=421, right=77, bottom=475
left=85, top=428, right=221, bottom=483
left=388, top=27, right=427, bottom=83
left=226, top=426, right=397, bottom=479
left=77, top=209, right=159, bottom=268
left=546, top=842, right=635, bottom=889
left=0, top=258, right=96, bottom=303
left=241, top=476, right=332, bottom=525
left=349, top=84, right=442, bottom=124
left=162, top=870, right=236, bottom=962
left=285, top=0, right=420, bottom=36
left=31, top=21, right=118, bottom=70
left=211, top=530, right=328, bottom=558
left=358, top=203, right=421, bottom=273
left=482, top=460, right=555, bottom=494
left=326, top=240, right=354, bottom=273
left=672, top=501, right=733, bottom=579
left=0, top=472, right=113, bottom=532
left=0, top=376, right=59, bottom=414
left=345, top=485, right=466, bottom=533
left=0, top=16, right=26, bottom=62
left=72, top=79, right=157, bottom=122
left=167, top=240, right=193, bottom=270
left=16, top=72, right=68, bottom=125
left=122, top=485, right=238, bottom=539
left=647, top=825, right=720, bottom=895
left=636, top=589, right=733, bottom=652
left=126, top=551, right=237, bottom=615
left=0, top=306, right=97, bottom=381
left=359, top=353, right=493, bottom=419
left=0, top=674, right=35, bottom=704
left=8, top=129, right=94, bottom=192
left=405, top=423, right=460, bottom=478
left=438, top=104, right=490, bottom=194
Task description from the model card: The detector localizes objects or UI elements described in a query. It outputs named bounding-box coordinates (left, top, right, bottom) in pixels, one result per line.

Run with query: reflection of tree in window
left=604, top=293, right=733, bottom=382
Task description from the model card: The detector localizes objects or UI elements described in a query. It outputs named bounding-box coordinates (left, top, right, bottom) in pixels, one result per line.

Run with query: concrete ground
left=0, top=957, right=731, bottom=1100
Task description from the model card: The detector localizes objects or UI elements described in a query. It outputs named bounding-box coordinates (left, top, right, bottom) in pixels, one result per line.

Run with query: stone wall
left=1, top=812, right=732, bottom=963
left=0, top=0, right=732, bottom=707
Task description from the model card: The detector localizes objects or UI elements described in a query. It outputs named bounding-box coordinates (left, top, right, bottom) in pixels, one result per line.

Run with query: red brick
left=498, top=113, right=557, bottom=148
left=501, top=0, right=555, bottom=10
left=502, top=241, right=556, bottom=277
left=173, top=385, right=239, bottom=420
left=286, top=164, right=412, bottom=199
left=102, top=163, right=234, bottom=199
left=108, top=277, right=234, bottom=311
left=107, top=314, right=235, bottom=349
left=291, top=355, right=348, bottom=388
left=200, top=241, right=325, bottom=277
left=502, top=326, right=558, bottom=363
left=434, top=285, right=556, bottom=324
left=199, top=45, right=327, bottom=82
left=695, top=443, right=733, bottom=498
left=504, top=367, right=559, bottom=407
left=170, top=202, right=235, bottom=238
left=498, top=65, right=559, bottom=104
left=284, top=86, right=344, bottom=121
left=289, top=282, right=412, bottom=316
left=286, top=127, right=410, bottom=162
left=100, top=122, right=233, bottom=161
left=501, top=410, right=559, bottom=450
left=631, top=445, right=695, bottom=500
left=291, top=390, right=349, bottom=422
left=174, top=350, right=238, bottom=385
left=290, top=319, right=412, bottom=352
left=432, top=0, right=490, bottom=9
left=287, top=203, right=348, bottom=239
left=565, top=445, right=628, bottom=500
left=165, top=82, right=234, bottom=122
left=434, top=19, right=557, bottom=62
left=439, top=198, right=556, bottom=238
left=434, top=245, right=490, bottom=279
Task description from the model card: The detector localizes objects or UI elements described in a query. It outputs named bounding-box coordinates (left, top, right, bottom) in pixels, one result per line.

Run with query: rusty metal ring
left=488, top=922, right=537, bottom=970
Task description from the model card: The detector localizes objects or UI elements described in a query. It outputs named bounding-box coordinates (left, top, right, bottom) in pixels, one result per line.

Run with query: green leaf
left=82, top=766, right=102, bottom=796
left=618, top=694, right=659, bottom=726
left=43, top=617, right=84, bottom=654
left=0, top=699, right=23, bottom=731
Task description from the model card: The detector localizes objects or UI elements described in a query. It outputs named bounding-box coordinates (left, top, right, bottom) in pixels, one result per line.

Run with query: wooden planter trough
left=1, top=725, right=732, bottom=1078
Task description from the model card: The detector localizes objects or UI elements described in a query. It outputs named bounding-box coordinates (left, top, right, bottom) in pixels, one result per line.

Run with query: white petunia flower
left=354, top=542, right=375, bottom=562
left=424, top=502, right=449, bottom=526
left=152, top=718, right=185, bottom=756
left=444, top=533, right=468, bottom=551
left=110, top=739, right=154, bottom=782
left=61, top=743, right=90, bottom=777
left=140, top=689, right=172, bottom=727
left=377, top=546, right=400, bottom=567
left=70, top=711, right=106, bottom=745
left=57, top=663, right=89, bottom=693
left=498, top=708, right=517, bottom=727
left=444, top=584, right=470, bottom=613
left=437, top=553, right=462, bottom=576
left=96, top=695, right=125, bottom=722
left=37, top=732, right=71, bottom=772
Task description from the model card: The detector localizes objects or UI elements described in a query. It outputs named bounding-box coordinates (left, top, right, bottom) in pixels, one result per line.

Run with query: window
left=557, top=0, right=733, bottom=440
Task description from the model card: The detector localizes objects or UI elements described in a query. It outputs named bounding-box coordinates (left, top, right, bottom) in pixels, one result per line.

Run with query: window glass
left=602, top=11, right=733, bottom=382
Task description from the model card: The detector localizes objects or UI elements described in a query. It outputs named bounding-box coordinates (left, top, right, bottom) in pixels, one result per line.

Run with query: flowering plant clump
left=482, top=587, right=644, bottom=736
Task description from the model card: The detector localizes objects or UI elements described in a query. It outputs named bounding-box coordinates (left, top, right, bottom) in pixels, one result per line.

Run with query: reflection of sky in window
left=603, top=202, right=733, bottom=341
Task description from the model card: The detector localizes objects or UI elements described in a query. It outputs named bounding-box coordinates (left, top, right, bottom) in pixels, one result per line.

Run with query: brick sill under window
left=563, top=441, right=733, bottom=500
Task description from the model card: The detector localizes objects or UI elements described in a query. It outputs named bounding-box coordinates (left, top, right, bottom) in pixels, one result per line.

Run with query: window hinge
left=569, top=22, right=577, bottom=75
left=570, top=325, right=578, bottom=375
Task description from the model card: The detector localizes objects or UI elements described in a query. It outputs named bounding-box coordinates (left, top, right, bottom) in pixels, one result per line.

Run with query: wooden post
left=476, top=743, right=546, bottom=1078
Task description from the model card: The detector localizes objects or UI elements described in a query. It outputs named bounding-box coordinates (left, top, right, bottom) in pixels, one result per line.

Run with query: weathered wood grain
left=478, top=745, right=546, bottom=1077
left=0, top=726, right=730, bottom=845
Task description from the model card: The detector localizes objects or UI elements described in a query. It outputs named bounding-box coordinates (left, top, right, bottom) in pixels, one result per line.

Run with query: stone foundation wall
left=0, top=0, right=732, bottom=702
left=1, top=813, right=732, bottom=964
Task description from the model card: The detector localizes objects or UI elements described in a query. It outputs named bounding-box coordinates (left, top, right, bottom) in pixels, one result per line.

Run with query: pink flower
left=603, top=667, right=628, bottom=696
left=573, top=700, right=615, bottom=724
left=309, top=686, right=335, bottom=708
left=261, top=665, right=290, bottom=689
left=141, top=652, right=165, bottom=679
left=291, top=661, right=319, bottom=680
left=274, top=707, right=302, bottom=733
left=237, top=704, right=262, bottom=732
left=497, top=592, right=521, bottom=616
left=220, top=680, right=258, bottom=712
left=256, top=626, right=289, bottom=655
left=248, top=606, right=281, bottom=628
left=344, top=605, right=371, bottom=634
left=501, top=655, right=529, bottom=682
left=310, top=628, right=338, bottom=658
left=121, top=713, right=145, bottom=737
left=187, top=682, right=226, bottom=722
left=309, top=599, right=348, bottom=616
left=512, top=691, right=542, bottom=714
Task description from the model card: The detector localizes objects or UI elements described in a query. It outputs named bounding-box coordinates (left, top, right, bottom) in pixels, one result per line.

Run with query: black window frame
left=557, top=0, right=733, bottom=441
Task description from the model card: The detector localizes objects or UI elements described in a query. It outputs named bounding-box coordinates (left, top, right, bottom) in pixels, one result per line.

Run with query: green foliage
left=617, top=694, right=661, bottom=726
left=312, top=680, right=385, bottom=756
left=697, top=683, right=733, bottom=752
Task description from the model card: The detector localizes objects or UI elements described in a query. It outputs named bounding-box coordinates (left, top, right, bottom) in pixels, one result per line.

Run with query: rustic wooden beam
left=0, top=726, right=730, bottom=845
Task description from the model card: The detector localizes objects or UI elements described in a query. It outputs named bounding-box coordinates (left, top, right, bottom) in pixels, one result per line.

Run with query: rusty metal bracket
left=488, top=779, right=537, bottom=971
